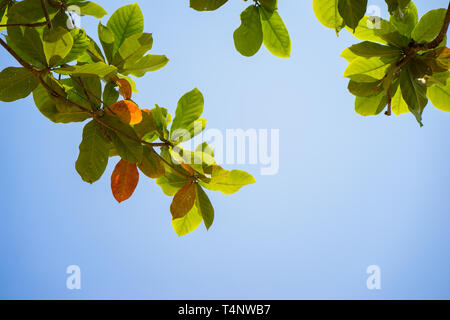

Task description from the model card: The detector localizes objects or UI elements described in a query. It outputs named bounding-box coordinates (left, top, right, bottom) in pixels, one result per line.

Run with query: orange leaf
left=116, top=78, right=132, bottom=100
left=111, top=159, right=140, bottom=203
left=107, top=100, right=142, bottom=125
left=170, top=181, right=196, bottom=219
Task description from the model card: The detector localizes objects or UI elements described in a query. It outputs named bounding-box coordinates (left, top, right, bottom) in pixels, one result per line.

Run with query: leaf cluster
left=190, top=0, right=291, bottom=58
left=314, top=0, right=450, bottom=125
left=0, top=0, right=255, bottom=236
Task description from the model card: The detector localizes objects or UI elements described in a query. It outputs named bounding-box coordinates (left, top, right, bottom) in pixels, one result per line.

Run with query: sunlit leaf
left=259, top=6, right=291, bottom=58
left=411, top=9, right=447, bottom=44
left=107, top=3, right=144, bottom=55
left=170, top=88, right=204, bottom=136
left=171, top=205, right=203, bottom=237
left=427, top=80, right=450, bottom=112
left=312, top=0, right=344, bottom=33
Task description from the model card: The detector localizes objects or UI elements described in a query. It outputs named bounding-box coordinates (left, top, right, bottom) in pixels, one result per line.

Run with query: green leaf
left=121, top=54, right=169, bottom=77
left=98, top=23, right=115, bottom=64
left=43, top=27, right=74, bottom=67
left=350, top=16, right=409, bottom=48
left=75, top=120, right=110, bottom=184
left=349, top=17, right=393, bottom=45
left=312, top=0, right=344, bottom=33
left=54, top=62, right=117, bottom=78
left=169, top=148, right=215, bottom=174
left=172, top=118, right=207, bottom=143
left=259, top=6, right=291, bottom=58
left=190, top=0, right=228, bottom=11
left=107, top=3, right=144, bottom=56
left=0, top=5, right=8, bottom=32
left=170, top=88, right=204, bottom=136
left=79, top=36, right=105, bottom=63
left=385, top=0, right=411, bottom=14
left=426, top=71, right=449, bottom=87
left=76, top=1, right=107, bottom=18
left=6, top=26, right=47, bottom=67
left=389, top=2, right=418, bottom=37
left=411, top=9, right=447, bottom=44
left=354, top=92, right=388, bottom=116
left=32, top=82, right=90, bottom=124
left=0, top=0, right=8, bottom=23
left=427, top=81, right=450, bottom=112
left=338, top=0, right=367, bottom=31
left=70, top=76, right=102, bottom=109
left=348, top=41, right=402, bottom=59
left=344, top=56, right=395, bottom=80
left=348, top=79, right=383, bottom=97
left=7, top=0, right=57, bottom=23
left=340, top=48, right=359, bottom=62
left=201, top=167, right=255, bottom=194
left=101, top=114, right=143, bottom=163
left=133, top=109, right=157, bottom=140
left=260, top=0, right=278, bottom=12
left=103, top=82, right=119, bottom=108
left=171, top=205, right=203, bottom=237
left=391, top=82, right=410, bottom=115
left=400, top=62, right=428, bottom=126
left=195, top=142, right=215, bottom=157
left=152, top=104, right=170, bottom=139
left=113, top=33, right=153, bottom=67
left=195, top=184, right=214, bottom=230
left=138, top=146, right=165, bottom=179
left=0, top=67, right=38, bottom=102
left=59, top=29, right=90, bottom=65
left=233, top=5, right=263, bottom=57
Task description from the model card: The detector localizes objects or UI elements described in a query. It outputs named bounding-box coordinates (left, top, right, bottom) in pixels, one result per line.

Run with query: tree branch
left=0, top=37, right=171, bottom=150
left=0, top=25, right=191, bottom=179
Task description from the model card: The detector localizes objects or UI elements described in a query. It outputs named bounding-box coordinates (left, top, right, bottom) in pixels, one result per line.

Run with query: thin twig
left=40, top=0, right=53, bottom=29
left=385, top=85, right=392, bottom=116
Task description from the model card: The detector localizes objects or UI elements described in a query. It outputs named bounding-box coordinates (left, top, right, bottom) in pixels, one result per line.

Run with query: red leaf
left=111, top=159, right=139, bottom=203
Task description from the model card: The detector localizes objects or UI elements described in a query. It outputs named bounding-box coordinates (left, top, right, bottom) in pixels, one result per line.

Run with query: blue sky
left=0, top=0, right=449, bottom=299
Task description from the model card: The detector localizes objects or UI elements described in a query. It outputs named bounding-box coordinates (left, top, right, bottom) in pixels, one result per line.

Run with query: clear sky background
left=1, top=0, right=450, bottom=299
